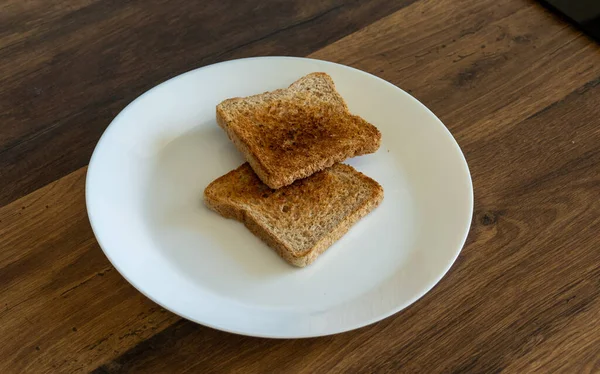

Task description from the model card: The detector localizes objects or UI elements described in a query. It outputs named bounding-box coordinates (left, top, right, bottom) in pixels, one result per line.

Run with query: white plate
left=86, top=57, right=473, bottom=338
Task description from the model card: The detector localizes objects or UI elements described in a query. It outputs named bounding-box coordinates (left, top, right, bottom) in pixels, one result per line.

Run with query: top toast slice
left=204, top=163, right=384, bottom=267
left=216, top=72, right=381, bottom=189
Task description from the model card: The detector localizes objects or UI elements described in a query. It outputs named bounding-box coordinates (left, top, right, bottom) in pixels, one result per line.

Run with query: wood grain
left=0, top=0, right=415, bottom=207
left=1, top=0, right=600, bottom=372
left=0, top=169, right=180, bottom=372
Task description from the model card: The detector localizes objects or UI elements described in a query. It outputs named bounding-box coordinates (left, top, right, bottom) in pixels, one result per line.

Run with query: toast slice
left=204, top=163, right=383, bottom=267
left=216, top=73, right=381, bottom=189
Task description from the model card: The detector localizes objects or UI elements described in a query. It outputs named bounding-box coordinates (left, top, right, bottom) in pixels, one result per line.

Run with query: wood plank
left=1, top=0, right=600, bottom=372
left=311, top=0, right=600, bottom=141
left=0, top=0, right=415, bottom=207
left=503, top=302, right=600, bottom=373
left=0, top=169, right=180, bottom=372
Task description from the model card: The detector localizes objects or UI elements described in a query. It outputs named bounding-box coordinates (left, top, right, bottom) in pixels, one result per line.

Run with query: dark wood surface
left=1, top=0, right=599, bottom=372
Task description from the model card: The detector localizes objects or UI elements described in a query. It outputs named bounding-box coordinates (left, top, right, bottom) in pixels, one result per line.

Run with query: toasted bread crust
left=204, top=163, right=383, bottom=267
left=216, top=105, right=273, bottom=187
left=216, top=73, right=381, bottom=189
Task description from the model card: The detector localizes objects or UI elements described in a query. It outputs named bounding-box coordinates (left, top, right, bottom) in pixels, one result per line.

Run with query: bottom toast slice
left=204, top=163, right=383, bottom=267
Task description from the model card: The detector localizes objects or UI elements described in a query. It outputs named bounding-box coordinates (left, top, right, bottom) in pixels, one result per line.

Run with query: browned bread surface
left=204, top=163, right=384, bottom=267
left=216, top=72, right=381, bottom=189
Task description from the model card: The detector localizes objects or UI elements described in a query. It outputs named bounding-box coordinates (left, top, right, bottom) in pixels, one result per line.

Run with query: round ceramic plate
left=86, top=57, right=473, bottom=338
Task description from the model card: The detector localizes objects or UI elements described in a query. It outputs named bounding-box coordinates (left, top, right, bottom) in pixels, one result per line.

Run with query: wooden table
left=1, top=0, right=599, bottom=372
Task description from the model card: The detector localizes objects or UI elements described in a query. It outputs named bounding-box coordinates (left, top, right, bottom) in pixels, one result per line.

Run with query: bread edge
left=203, top=174, right=314, bottom=267
left=203, top=165, right=384, bottom=267
left=216, top=105, right=276, bottom=188
left=291, top=168, right=384, bottom=266
left=265, top=124, right=381, bottom=189
left=215, top=73, right=381, bottom=189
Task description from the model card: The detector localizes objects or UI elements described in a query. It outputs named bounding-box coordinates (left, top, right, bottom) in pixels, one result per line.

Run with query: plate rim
left=85, top=56, right=474, bottom=338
